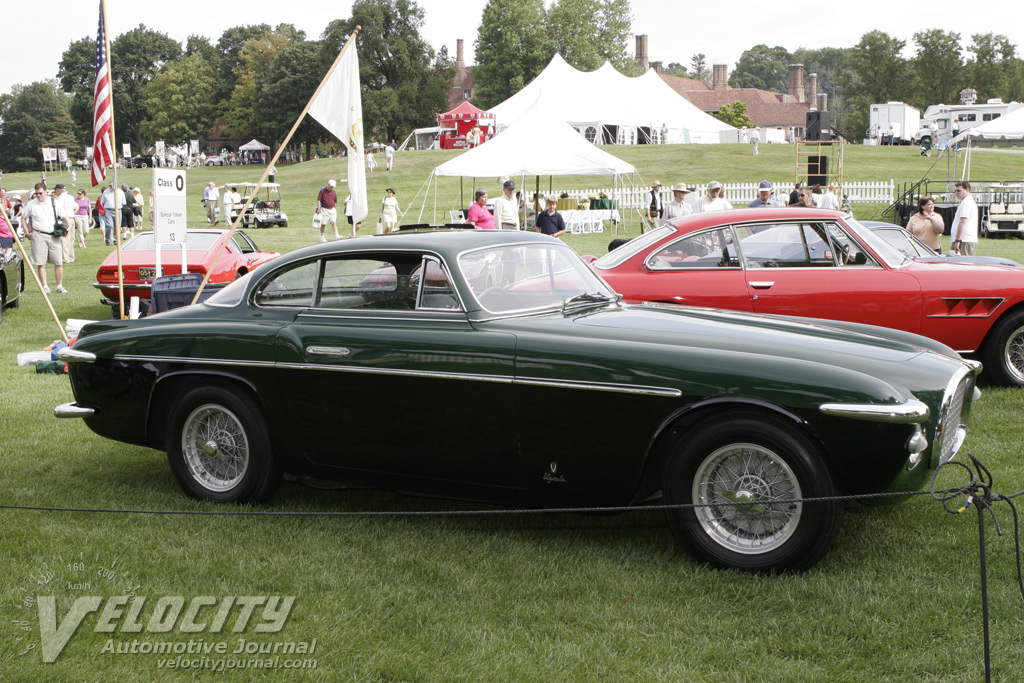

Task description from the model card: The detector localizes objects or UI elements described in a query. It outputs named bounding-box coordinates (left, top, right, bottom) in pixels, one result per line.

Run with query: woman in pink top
left=74, top=188, right=91, bottom=248
left=466, top=189, right=495, bottom=229
left=906, top=196, right=944, bottom=251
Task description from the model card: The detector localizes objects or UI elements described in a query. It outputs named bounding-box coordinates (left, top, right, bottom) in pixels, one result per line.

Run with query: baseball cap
left=707, top=180, right=722, bottom=190
left=328, top=179, right=336, bottom=187
left=758, top=180, right=772, bottom=190
left=503, top=180, right=515, bottom=190
left=54, top=184, right=65, bottom=190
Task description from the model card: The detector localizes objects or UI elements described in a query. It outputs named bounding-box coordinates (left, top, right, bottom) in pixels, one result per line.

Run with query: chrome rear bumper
left=54, top=402, right=95, bottom=419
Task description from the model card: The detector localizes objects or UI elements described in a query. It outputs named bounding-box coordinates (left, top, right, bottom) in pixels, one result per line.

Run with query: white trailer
left=869, top=102, right=920, bottom=144
left=915, top=99, right=1024, bottom=145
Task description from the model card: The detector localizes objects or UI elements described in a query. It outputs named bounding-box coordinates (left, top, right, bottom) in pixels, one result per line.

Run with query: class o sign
left=152, top=169, right=187, bottom=244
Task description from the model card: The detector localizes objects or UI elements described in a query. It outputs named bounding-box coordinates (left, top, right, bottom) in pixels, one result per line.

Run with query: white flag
left=308, top=45, right=367, bottom=224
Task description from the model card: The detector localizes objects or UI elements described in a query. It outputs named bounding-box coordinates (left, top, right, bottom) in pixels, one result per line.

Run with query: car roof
left=667, top=207, right=849, bottom=233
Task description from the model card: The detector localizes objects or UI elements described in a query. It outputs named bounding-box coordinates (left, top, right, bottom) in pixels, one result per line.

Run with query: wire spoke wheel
left=181, top=403, right=249, bottom=492
left=1002, top=325, right=1024, bottom=384
left=693, top=443, right=801, bottom=555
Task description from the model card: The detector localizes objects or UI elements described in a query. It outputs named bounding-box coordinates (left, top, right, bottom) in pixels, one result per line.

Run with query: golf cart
left=236, top=183, right=288, bottom=228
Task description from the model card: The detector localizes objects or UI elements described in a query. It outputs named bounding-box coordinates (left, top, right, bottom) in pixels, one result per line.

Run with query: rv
left=914, top=99, right=1024, bottom=145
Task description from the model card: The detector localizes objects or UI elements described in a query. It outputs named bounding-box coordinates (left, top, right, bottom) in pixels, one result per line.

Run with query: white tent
left=488, top=53, right=734, bottom=144
left=964, top=107, right=1024, bottom=142
left=238, top=139, right=270, bottom=151
left=419, top=104, right=639, bottom=225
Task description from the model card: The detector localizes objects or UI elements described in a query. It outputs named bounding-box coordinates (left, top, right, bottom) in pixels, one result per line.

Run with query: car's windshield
left=459, top=242, right=614, bottom=314
left=593, top=226, right=674, bottom=269
left=844, top=216, right=912, bottom=267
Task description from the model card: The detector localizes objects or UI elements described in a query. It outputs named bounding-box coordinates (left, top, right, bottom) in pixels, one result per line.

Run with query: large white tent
left=488, top=54, right=734, bottom=145
left=964, top=107, right=1024, bottom=142
left=418, top=104, right=640, bottom=225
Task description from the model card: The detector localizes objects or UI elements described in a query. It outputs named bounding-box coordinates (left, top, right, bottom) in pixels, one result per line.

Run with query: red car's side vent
left=927, top=297, right=1004, bottom=318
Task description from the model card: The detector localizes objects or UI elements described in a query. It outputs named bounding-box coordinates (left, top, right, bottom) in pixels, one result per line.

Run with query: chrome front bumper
left=54, top=402, right=95, bottom=418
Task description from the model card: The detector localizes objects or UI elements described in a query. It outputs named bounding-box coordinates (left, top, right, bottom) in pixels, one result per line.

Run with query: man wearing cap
left=316, top=179, right=340, bottom=241
left=203, top=182, right=219, bottom=226
left=695, top=181, right=731, bottom=213
left=646, top=181, right=663, bottom=227
left=495, top=179, right=519, bottom=230
left=534, top=197, right=566, bottom=238
left=53, top=184, right=78, bottom=262
left=662, top=183, right=693, bottom=221
left=748, top=180, right=782, bottom=208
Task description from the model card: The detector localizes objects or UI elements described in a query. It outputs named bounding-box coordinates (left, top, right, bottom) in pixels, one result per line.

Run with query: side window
left=825, top=223, right=874, bottom=266
left=646, top=228, right=735, bottom=269
left=231, top=232, right=257, bottom=254
left=254, top=260, right=319, bottom=307
left=735, top=223, right=833, bottom=267
left=317, top=255, right=419, bottom=310
left=414, top=257, right=461, bottom=310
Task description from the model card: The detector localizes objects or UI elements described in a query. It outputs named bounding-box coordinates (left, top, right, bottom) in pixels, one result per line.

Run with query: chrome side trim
left=296, top=312, right=467, bottom=323
left=516, top=376, right=682, bottom=397
left=92, top=282, right=152, bottom=291
left=57, top=348, right=97, bottom=363
left=819, top=399, right=930, bottom=424
left=108, top=354, right=681, bottom=396
left=54, top=402, right=95, bottom=418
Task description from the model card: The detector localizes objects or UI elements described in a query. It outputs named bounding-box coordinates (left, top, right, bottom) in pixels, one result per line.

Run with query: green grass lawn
left=3, top=144, right=1024, bottom=681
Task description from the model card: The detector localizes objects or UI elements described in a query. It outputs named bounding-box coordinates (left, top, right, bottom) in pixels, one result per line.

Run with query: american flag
left=91, top=2, right=113, bottom=186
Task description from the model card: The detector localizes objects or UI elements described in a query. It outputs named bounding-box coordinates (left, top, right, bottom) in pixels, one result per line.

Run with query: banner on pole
left=122, top=143, right=131, bottom=158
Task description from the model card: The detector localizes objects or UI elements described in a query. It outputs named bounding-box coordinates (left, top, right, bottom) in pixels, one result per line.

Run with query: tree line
left=3, top=4, right=1021, bottom=172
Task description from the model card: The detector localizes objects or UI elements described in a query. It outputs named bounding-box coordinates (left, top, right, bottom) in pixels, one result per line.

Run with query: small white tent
left=419, top=103, right=639, bottom=225
left=488, top=53, right=734, bottom=144
left=238, top=139, right=270, bottom=151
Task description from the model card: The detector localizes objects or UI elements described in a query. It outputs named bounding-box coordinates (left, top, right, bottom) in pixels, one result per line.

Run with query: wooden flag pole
left=0, top=202, right=68, bottom=344
left=191, top=26, right=363, bottom=305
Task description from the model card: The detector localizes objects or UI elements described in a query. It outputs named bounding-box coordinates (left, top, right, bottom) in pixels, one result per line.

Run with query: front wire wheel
left=181, top=403, right=250, bottom=493
left=983, top=309, right=1024, bottom=386
left=664, top=412, right=843, bottom=572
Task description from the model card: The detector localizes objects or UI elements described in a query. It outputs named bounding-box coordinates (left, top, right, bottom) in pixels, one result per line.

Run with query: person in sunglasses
left=22, top=183, right=68, bottom=294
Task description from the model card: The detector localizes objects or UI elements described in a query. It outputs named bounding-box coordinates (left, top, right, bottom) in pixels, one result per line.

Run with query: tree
left=0, top=81, right=79, bottom=171
left=909, top=29, right=963, bottom=109
left=56, top=37, right=97, bottom=146
left=690, top=53, right=709, bottom=82
left=712, top=101, right=753, bottom=129
left=211, top=24, right=272, bottom=104
left=473, top=0, right=552, bottom=109
left=221, top=24, right=306, bottom=139
left=548, top=0, right=633, bottom=73
left=966, top=33, right=1018, bottom=101
left=256, top=40, right=328, bottom=159
left=110, top=25, right=182, bottom=152
left=836, top=31, right=907, bottom=139
left=321, top=0, right=453, bottom=143
left=142, top=55, right=216, bottom=145
left=729, top=45, right=792, bottom=92
left=663, top=62, right=688, bottom=77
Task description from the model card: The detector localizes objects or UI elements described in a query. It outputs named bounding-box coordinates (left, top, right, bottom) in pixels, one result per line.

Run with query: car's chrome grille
left=938, top=370, right=972, bottom=465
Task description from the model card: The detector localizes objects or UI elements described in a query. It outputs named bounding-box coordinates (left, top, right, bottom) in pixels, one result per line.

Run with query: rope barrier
left=3, top=451, right=1022, bottom=681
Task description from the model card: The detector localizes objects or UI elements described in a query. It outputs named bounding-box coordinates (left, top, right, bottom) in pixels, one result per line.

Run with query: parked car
left=862, top=221, right=1023, bottom=267
left=236, top=182, right=288, bottom=228
left=1, top=246, right=23, bottom=324
left=57, top=230, right=979, bottom=572
left=128, top=155, right=154, bottom=168
left=92, top=229, right=279, bottom=306
left=205, top=156, right=225, bottom=166
left=592, top=209, right=1024, bottom=385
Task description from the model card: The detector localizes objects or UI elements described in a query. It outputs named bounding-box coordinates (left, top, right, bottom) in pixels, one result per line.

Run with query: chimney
left=454, top=39, right=467, bottom=87
left=817, top=93, right=828, bottom=112
left=788, top=64, right=805, bottom=103
left=712, top=64, right=728, bottom=90
left=635, top=34, right=649, bottom=71
left=807, top=73, right=818, bottom=108
left=650, top=61, right=663, bottom=74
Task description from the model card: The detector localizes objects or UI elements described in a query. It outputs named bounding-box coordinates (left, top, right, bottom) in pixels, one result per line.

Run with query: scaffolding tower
left=794, top=140, right=844, bottom=191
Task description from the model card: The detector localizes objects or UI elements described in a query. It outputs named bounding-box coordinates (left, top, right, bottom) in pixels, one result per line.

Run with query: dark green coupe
left=56, top=230, right=979, bottom=572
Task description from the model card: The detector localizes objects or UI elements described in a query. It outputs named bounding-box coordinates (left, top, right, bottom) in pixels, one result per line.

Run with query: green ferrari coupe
left=56, top=229, right=979, bottom=572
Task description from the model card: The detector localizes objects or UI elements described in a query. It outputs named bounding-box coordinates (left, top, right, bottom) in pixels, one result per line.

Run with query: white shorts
left=321, top=207, right=338, bottom=225
left=30, top=231, right=62, bottom=266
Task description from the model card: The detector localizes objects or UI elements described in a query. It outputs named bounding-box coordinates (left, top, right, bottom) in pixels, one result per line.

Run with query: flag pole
left=97, top=0, right=127, bottom=319
left=191, top=26, right=362, bottom=305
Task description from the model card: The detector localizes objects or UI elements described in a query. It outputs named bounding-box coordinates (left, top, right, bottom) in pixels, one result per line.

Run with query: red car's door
left=612, top=226, right=755, bottom=311
left=736, top=220, right=924, bottom=332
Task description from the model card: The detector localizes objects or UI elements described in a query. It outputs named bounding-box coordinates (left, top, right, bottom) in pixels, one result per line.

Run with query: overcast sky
left=2, top=0, right=1022, bottom=98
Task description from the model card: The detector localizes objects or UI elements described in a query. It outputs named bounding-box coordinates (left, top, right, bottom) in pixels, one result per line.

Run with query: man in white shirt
left=819, top=184, right=840, bottom=210
left=222, top=184, right=235, bottom=224
left=951, top=181, right=978, bottom=256
left=662, top=183, right=692, bottom=221
left=53, top=184, right=78, bottom=262
left=495, top=179, right=519, bottom=230
left=23, top=183, right=67, bottom=294
left=695, top=181, right=731, bottom=212
left=203, top=182, right=219, bottom=226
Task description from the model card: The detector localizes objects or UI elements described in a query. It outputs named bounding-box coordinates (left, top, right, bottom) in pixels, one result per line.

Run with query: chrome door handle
left=749, top=281, right=775, bottom=289
left=306, top=345, right=351, bottom=357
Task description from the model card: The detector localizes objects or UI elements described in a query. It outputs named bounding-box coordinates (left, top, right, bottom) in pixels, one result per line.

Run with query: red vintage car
left=94, top=229, right=279, bottom=304
left=592, top=208, right=1024, bottom=386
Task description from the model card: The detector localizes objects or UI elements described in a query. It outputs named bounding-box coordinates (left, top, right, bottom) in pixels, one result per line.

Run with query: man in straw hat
left=646, top=180, right=663, bottom=227
left=662, top=183, right=693, bottom=221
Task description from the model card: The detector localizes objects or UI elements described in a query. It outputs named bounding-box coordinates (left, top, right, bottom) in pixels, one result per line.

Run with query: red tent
left=437, top=101, right=495, bottom=150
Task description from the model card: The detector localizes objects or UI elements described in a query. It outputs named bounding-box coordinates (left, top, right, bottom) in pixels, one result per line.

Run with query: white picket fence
left=548, top=180, right=895, bottom=210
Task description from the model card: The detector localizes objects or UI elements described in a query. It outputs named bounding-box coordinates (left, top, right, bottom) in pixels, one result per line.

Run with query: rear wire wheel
left=663, top=412, right=843, bottom=572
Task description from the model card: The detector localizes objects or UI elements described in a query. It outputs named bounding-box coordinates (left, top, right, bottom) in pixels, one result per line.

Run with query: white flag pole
left=191, top=26, right=363, bottom=305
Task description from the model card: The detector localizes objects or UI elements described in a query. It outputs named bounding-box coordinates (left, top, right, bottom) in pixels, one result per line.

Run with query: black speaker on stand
left=806, top=111, right=831, bottom=141
left=807, top=155, right=829, bottom=186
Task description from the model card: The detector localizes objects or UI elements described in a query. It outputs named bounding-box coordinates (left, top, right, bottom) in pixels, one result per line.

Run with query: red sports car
left=94, top=229, right=279, bottom=303
left=592, top=208, right=1024, bottom=386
